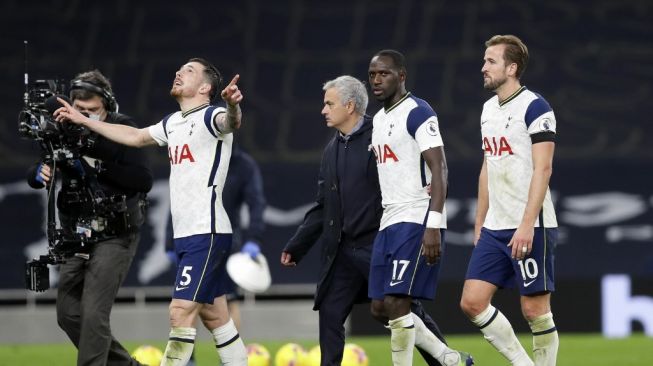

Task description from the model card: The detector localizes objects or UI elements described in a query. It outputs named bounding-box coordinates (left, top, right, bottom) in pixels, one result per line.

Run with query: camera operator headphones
left=70, top=80, right=119, bottom=113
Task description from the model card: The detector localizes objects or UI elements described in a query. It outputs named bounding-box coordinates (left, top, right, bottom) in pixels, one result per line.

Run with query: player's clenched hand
left=280, top=251, right=296, bottom=267
left=221, top=74, right=243, bottom=106
left=421, top=228, right=442, bottom=265
left=508, top=224, right=533, bottom=260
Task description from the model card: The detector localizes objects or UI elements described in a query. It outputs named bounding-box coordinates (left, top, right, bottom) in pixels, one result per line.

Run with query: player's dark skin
left=368, top=55, right=448, bottom=320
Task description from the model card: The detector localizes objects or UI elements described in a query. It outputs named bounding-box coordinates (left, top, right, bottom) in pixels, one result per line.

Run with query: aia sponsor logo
left=483, top=136, right=514, bottom=156
left=169, top=144, right=196, bottom=165
left=371, top=144, right=399, bottom=164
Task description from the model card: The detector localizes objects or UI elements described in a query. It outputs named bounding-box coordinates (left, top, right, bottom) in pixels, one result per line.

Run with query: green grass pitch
left=0, top=333, right=651, bottom=365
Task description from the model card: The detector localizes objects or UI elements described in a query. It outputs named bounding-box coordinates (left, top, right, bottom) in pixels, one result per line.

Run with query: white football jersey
left=480, top=86, right=558, bottom=229
left=371, top=93, right=447, bottom=230
left=148, top=103, right=233, bottom=238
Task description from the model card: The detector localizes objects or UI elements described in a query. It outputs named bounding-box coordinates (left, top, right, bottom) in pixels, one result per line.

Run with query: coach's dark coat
left=283, top=116, right=382, bottom=310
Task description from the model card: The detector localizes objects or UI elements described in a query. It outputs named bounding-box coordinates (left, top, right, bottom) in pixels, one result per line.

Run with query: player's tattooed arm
left=215, top=74, right=243, bottom=133
left=215, top=104, right=242, bottom=133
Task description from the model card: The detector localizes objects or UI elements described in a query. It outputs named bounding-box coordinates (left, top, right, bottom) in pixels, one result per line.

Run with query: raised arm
left=214, top=74, right=243, bottom=133
left=54, top=97, right=156, bottom=148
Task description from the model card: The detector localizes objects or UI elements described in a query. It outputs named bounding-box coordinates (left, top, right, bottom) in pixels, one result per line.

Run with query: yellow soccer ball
left=342, top=343, right=368, bottom=366
left=131, top=345, right=163, bottom=366
left=248, top=343, right=271, bottom=366
left=306, top=345, right=321, bottom=366
left=275, top=343, right=308, bottom=366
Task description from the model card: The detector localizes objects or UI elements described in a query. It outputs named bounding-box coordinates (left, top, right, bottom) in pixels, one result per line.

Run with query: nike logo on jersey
left=523, top=279, right=536, bottom=287
left=389, top=280, right=404, bottom=287
left=481, top=120, right=489, bottom=125
left=175, top=285, right=189, bottom=291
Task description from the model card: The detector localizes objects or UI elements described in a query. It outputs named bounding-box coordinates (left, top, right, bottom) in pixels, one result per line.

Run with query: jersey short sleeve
left=203, top=106, right=227, bottom=137
left=525, top=97, right=557, bottom=135
left=414, top=117, right=444, bottom=152
left=148, top=121, right=168, bottom=146
left=406, top=103, right=444, bottom=152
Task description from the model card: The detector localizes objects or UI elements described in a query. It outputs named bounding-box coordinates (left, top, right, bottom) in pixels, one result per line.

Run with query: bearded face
left=482, top=44, right=511, bottom=91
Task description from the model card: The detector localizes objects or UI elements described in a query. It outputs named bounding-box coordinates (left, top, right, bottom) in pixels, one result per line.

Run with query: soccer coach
left=281, top=75, right=447, bottom=366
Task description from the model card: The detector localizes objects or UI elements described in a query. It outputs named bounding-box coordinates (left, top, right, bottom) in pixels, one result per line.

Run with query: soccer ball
left=275, top=343, right=308, bottom=366
left=306, top=345, right=321, bottom=366
left=342, top=343, right=368, bottom=366
left=131, top=345, right=163, bottom=366
left=247, top=343, right=271, bottom=366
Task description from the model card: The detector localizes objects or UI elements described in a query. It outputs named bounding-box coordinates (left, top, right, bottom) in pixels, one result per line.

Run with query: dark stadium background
left=0, top=0, right=651, bottom=335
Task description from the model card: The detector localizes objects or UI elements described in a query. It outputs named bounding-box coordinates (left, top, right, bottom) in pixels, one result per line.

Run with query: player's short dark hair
left=485, top=35, right=529, bottom=79
left=188, top=57, right=223, bottom=101
left=70, top=70, right=114, bottom=110
left=374, top=49, right=407, bottom=73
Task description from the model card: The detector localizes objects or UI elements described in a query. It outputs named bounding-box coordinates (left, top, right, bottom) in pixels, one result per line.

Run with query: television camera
left=20, top=78, right=131, bottom=292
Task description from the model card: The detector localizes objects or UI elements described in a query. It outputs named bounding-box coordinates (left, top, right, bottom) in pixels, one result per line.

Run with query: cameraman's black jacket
left=27, top=112, right=153, bottom=237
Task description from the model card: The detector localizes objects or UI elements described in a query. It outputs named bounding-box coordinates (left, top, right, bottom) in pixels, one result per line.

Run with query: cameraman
left=27, top=70, right=152, bottom=366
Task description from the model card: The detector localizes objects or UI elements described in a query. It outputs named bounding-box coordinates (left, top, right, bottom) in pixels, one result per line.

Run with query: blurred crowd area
left=1, top=0, right=651, bottom=169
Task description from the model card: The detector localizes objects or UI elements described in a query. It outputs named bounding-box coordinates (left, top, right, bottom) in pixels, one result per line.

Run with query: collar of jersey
left=498, top=86, right=526, bottom=107
left=181, top=103, right=210, bottom=118
left=384, top=92, right=411, bottom=113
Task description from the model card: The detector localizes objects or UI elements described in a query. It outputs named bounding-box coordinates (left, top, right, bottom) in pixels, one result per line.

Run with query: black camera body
left=19, top=79, right=91, bottom=161
left=26, top=256, right=51, bottom=292
left=20, top=79, right=138, bottom=292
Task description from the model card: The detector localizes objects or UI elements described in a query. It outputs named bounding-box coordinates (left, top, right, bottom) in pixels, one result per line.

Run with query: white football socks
left=161, top=327, right=196, bottom=366
left=412, top=312, right=462, bottom=365
left=529, top=312, right=558, bottom=366
left=212, top=318, right=247, bottom=365
left=389, top=313, right=415, bottom=366
left=472, top=305, right=533, bottom=366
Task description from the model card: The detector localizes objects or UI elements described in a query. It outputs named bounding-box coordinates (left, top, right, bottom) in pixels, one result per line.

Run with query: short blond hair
left=485, top=35, right=529, bottom=79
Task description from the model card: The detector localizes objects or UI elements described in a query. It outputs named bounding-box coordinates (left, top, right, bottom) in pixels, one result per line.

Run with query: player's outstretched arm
left=215, top=74, right=243, bottom=133
left=54, top=97, right=156, bottom=148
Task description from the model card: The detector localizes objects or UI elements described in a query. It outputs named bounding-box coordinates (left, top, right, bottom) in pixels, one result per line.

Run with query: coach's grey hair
left=323, top=75, right=368, bottom=116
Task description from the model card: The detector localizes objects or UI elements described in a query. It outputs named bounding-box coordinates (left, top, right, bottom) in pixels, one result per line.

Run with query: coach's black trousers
left=57, top=233, right=141, bottom=366
left=318, top=243, right=446, bottom=366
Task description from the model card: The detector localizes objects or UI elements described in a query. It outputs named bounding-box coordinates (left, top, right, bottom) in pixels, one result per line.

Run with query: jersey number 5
left=180, top=266, right=193, bottom=286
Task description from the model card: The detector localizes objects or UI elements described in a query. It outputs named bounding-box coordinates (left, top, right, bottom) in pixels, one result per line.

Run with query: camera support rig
left=20, top=42, right=130, bottom=292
